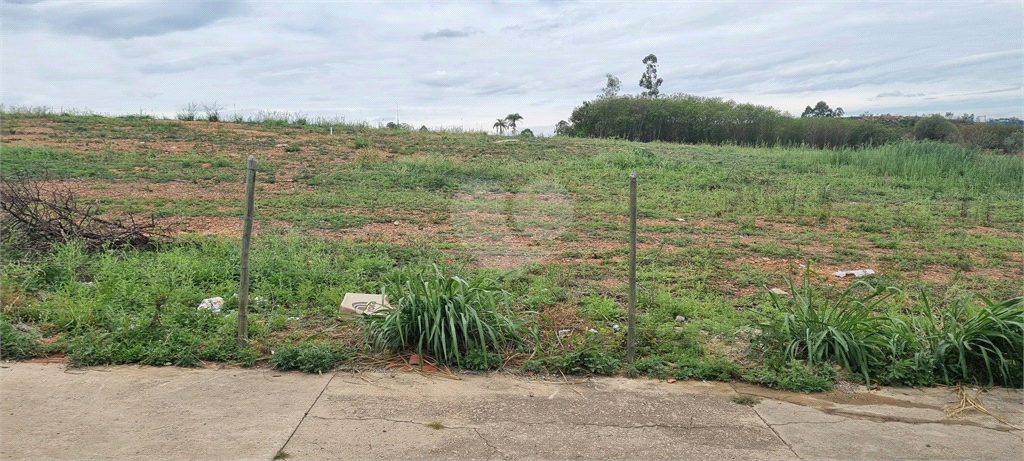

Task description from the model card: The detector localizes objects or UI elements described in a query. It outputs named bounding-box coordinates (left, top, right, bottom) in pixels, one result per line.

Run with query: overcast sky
left=2, top=1, right=1021, bottom=134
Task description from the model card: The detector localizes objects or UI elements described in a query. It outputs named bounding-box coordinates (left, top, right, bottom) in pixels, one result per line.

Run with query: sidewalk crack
left=473, top=428, right=502, bottom=455
left=753, top=406, right=803, bottom=460
left=275, top=372, right=337, bottom=459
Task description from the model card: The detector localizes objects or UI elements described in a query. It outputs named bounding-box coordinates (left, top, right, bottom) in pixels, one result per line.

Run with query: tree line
left=556, top=54, right=1022, bottom=152
left=557, top=94, right=903, bottom=149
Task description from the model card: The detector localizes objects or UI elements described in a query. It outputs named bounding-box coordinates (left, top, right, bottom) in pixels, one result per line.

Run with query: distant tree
left=914, top=114, right=958, bottom=141
left=493, top=118, right=508, bottom=135
left=801, top=101, right=843, bottom=118
left=639, top=54, right=663, bottom=98
left=519, top=128, right=534, bottom=138
left=554, top=120, right=572, bottom=135
left=504, top=113, right=523, bottom=134
left=601, top=73, right=621, bottom=98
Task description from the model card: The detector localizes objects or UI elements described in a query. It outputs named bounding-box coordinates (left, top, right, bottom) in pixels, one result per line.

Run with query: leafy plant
left=760, top=266, right=895, bottom=385
left=579, top=294, right=624, bottom=323
left=0, top=318, right=42, bottom=360
left=624, top=355, right=668, bottom=379
left=554, top=347, right=621, bottom=375
left=462, top=348, right=502, bottom=371
left=362, top=266, right=524, bottom=367
left=672, top=355, right=741, bottom=381
left=931, top=295, right=1023, bottom=386
left=742, top=360, right=836, bottom=393
left=272, top=343, right=347, bottom=373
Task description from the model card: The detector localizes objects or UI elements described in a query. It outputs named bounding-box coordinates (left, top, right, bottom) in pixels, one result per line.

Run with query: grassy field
left=1, top=110, right=1021, bottom=388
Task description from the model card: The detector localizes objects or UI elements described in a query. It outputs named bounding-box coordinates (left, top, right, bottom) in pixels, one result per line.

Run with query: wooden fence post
left=627, top=171, right=637, bottom=364
left=238, top=155, right=257, bottom=347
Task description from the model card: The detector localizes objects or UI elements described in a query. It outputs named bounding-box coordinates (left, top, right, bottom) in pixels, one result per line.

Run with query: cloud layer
left=3, top=1, right=1021, bottom=134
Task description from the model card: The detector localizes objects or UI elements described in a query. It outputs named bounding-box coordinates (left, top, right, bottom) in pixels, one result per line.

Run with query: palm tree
left=504, top=113, right=523, bottom=135
left=493, top=118, right=508, bottom=135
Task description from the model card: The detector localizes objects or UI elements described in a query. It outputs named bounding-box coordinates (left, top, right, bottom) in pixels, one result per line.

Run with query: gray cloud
left=421, top=27, right=480, bottom=40
left=876, top=91, right=926, bottom=99
left=1, top=1, right=1020, bottom=134
left=22, top=1, right=247, bottom=39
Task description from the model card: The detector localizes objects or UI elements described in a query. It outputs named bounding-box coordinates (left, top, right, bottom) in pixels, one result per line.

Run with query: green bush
left=672, top=355, right=741, bottom=381
left=742, top=361, right=836, bottom=393
left=362, top=266, right=525, bottom=367
left=625, top=355, right=668, bottom=379
left=1003, top=130, right=1023, bottom=153
left=272, top=343, right=347, bottom=373
left=461, top=348, right=503, bottom=371
left=0, top=318, right=42, bottom=360
left=554, top=348, right=621, bottom=375
left=914, top=115, right=958, bottom=141
left=578, top=294, right=625, bottom=322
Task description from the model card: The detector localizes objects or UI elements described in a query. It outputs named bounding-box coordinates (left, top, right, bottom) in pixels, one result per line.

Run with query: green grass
left=1, top=111, right=1020, bottom=387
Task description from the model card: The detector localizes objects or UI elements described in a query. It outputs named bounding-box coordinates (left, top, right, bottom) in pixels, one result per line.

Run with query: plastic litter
left=833, top=269, right=876, bottom=278
left=198, top=297, right=224, bottom=313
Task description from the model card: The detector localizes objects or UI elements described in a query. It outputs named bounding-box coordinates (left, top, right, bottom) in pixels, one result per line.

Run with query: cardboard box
left=340, top=293, right=389, bottom=315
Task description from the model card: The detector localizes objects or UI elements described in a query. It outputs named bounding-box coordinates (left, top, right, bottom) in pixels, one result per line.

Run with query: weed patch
left=362, top=266, right=526, bottom=367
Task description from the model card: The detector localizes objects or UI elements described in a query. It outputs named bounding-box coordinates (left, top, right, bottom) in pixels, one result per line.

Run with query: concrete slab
left=1, top=362, right=1021, bottom=461
left=736, top=382, right=1024, bottom=461
left=0, top=363, right=332, bottom=461
left=284, top=373, right=795, bottom=460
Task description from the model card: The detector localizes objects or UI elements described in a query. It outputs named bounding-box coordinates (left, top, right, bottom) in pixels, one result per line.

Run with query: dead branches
left=0, top=178, right=171, bottom=252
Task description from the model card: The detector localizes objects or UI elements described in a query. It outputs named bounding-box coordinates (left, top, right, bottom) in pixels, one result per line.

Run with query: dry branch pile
left=0, top=178, right=171, bottom=252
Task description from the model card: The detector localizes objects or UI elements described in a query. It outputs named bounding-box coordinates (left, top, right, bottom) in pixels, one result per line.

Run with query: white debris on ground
left=198, top=297, right=224, bottom=313
left=833, top=269, right=876, bottom=278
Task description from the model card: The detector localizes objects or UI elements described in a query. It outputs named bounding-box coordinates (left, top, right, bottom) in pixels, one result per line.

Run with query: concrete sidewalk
left=1, top=363, right=1021, bottom=460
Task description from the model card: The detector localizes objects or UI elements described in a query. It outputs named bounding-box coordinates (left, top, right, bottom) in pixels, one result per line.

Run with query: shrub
left=272, top=343, right=347, bottom=373
left=362, top=266, right=524, bottom=367
left=1003, top=130, right=1023, bottom=153
left=672, top=355, right=741, bottom=381
left=742, top=361, right=836, bottom=393
left=914, top=115, right=958, bottom=141
left=555, top=348, right=621, bottom=375
left=625, top=355, right=668, bottom=378
left=0, top=318, right=42, bottom=360
left=462, top=348, right=502, bottom=371
left=579, top=294, right=625, bottom=322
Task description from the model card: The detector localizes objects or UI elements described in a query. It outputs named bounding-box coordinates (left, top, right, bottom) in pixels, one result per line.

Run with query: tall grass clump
left=756, top=266, right=1023, bottom=387
left=362, top=266, right=525, bottom=368
left=930, top=296, right=1023, bottom=386
left=829, top=141, right=1022, bottom=195
left=758, top=268, right=896, bottom=385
